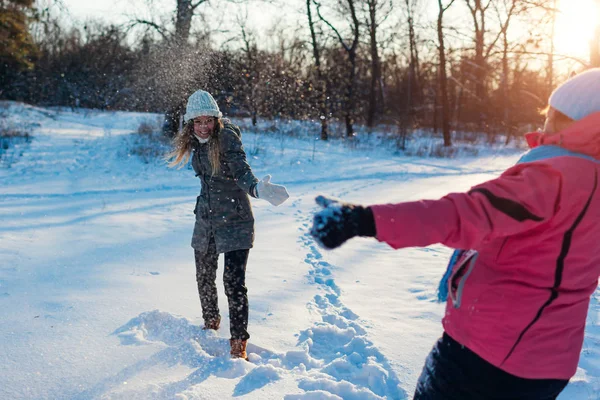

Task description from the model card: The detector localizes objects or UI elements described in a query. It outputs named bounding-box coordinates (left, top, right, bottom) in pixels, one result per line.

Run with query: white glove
left=256, top=175, right=289, bottom=206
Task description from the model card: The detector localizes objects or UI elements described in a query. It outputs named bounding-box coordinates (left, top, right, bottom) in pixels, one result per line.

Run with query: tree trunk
left=367, top=0, right=381, bottom=128
left=407, top=0, right=421, bottom=122
left=465, top=0, right=488, bottom=129
left=438, top=1, right=453, bottom=147
left=433, top=85, right=439, bottom=134
left=306, top=0, right=328, bottom=140
left=591, top=1, right=600, bottom=67
left=345, top=0, right=360, bottom=137
left=175, top=0, right=194, bottom=44
left=241, top=26, right=259, bottom=127
left=474, top=11, right=486, bottom=102
left=345, top=52, right=357, bottom=137
left=547, top=0, right=557, bottom=94
left=315, top=0, right=359, bottom=138
left=502, top=30, right=511, bottom=144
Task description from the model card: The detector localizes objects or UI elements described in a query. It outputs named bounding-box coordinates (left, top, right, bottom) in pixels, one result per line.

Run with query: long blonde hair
left=166, top=118, right=224, bottom=176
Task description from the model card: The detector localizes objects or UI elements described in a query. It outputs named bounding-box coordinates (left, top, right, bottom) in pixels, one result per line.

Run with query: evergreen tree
left=0, top=0, right=37, bottom=96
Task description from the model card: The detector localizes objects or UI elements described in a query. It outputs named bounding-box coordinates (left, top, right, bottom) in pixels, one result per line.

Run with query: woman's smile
left=193, top=117, right=215, bottom=139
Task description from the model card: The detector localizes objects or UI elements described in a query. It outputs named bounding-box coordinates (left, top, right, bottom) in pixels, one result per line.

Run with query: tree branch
left=507, top=50, right=589, bottom=66
left=444, top=0, right=456, bottom=11
left=348, top=0, right=360, bottom=52
left=127, top=19, right=170, bottom=41
left=484, top=0, right=516, bottom=59
left=438, top=0, right=455, bottom=13
left=191, top=0, right=208, bottom=11
left=313, top=0, right=350, bottom=52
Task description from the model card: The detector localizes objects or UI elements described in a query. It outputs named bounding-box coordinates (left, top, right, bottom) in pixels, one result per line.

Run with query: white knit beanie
left=184, top=90, right=223, bottom=122
left=549, top=68, right=600, bottom=121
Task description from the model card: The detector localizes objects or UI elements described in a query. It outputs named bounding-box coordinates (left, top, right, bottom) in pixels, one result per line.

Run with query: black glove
left=310, top=195, right=376, bottom=250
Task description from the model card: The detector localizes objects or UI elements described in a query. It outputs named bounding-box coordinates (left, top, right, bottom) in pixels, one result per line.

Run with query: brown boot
left=230, top=339, right=248, bottom=360
left=202, top=316, right=221, bottom=331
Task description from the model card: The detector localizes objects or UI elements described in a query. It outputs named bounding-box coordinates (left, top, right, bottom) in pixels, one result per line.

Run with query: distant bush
left=0, top=116, right=32, bottom=165
left=137, top=117, right=162, bottom=135
left=0, top=127, right=32, bottom=167
left=0, top=103, right=35, bottom=139
left=0, top=127, right=30, bottom=139
left=129, top=132, right=170, bottom=164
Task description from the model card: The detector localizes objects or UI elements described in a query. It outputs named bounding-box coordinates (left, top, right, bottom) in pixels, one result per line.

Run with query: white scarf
left=194, top=134, right=210, bottom=144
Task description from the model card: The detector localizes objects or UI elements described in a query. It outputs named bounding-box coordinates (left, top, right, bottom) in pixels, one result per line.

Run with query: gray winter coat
left=191, top=122, right=259, bottom=254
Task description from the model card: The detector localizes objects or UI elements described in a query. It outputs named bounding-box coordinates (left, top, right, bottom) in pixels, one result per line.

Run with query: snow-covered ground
left=1, top=101, right=598, bottom=400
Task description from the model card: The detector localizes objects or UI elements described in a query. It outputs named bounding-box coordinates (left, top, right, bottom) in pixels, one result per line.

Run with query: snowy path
left=69, top=187, right=408, bottom=400
left=1, top=104, right=599, bottom=399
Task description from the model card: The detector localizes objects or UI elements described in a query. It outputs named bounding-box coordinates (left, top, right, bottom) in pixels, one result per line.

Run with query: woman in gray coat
left=167, top=89, right=289, bottom=359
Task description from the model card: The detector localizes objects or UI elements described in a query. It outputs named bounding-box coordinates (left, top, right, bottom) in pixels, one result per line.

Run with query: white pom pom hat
left=184, top=90, right=223, bottom=122
left=549, top=68, right=600, bottom=121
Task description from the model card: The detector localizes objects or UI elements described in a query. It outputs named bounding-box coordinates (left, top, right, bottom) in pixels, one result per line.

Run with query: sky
left=60, top=0, right=285, bottom=46
left=554, top=0, right=598, bottom=62
left=60, top=0, right=598, bottom=61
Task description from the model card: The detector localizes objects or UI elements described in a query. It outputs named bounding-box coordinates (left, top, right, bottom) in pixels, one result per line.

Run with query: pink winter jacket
left=371, top=113, right=600, bottom=380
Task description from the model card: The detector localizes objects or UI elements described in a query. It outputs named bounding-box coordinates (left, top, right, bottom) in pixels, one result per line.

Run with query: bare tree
left=396, top=0, right=424, bottom=132
left=547, top=0, right=557, bottom=93
left=124, top=0, right=211, bottom=136
left=463, top=0, right=494, bottom=126
left=437, top=0, right=456, bottom=146
left=464, top=0, right=549, bottom=127
left=237, top=12, right=260, bottom=126
left=485, top=0, right=550, bottom=142
left=128, top=0, right=208, bottom=44
left=307, top=0, right=329, bottom=140
left=175, top=0, right=208, bottom=43
left=493, top=0, right=518, bottom=142
left=591, top=0, right=600, bottom=67
left=364, top=0, right=392, bottom=128
left=315, top=0, right=360, bottom=137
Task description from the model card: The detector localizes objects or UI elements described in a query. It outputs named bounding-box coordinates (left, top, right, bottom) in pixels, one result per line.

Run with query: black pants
left=414, top=333, right=569, bottom=400
left=194, top=237, right=250, bottom=340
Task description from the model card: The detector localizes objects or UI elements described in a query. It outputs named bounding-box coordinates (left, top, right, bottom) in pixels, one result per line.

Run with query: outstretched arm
left=219, top=126, right=259, bottom=195
left=311, top=162, right=561, bottom=250
left=372, top=163, right=562, bottom=250
left=219, top=126, right=289, bottom=206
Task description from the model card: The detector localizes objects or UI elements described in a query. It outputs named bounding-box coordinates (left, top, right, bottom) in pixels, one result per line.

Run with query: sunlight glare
left=555, top=0, right=599, bottom=59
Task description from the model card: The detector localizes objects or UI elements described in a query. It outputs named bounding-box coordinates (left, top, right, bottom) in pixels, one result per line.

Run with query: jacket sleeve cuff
left=249, top=183, right=259, bottom=198
left=358, top=207, right=376, bottom=237
left=370, top=200, right=458, bottom=249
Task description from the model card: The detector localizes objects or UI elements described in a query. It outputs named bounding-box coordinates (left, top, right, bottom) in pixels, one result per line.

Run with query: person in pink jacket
left=310, top=68, right=600, bottom=400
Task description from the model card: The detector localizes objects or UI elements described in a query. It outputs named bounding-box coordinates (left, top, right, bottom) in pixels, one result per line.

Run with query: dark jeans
left=194, top=237, right=250, bottom=340
left=414, top=333, right=569, bottom=400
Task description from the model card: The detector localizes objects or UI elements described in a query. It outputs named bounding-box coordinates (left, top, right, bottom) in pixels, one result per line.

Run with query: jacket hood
left=525, top=111, right=600, bottom=159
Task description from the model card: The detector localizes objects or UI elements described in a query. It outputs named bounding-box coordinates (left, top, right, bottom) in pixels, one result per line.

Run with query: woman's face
left=543, top=107, right=557, bottom=134
left=543, top=107, right=574, bottom=134
left=193, top=116, right=216, bottom=139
